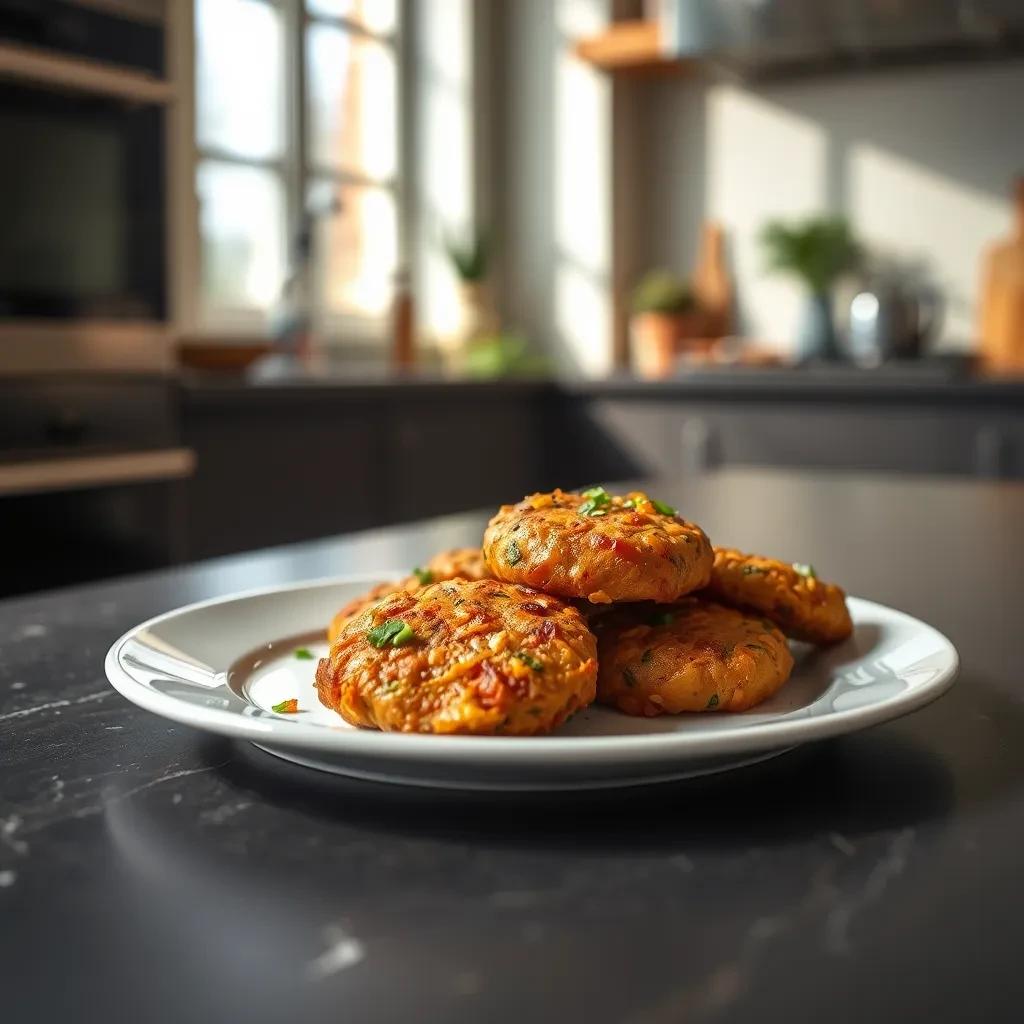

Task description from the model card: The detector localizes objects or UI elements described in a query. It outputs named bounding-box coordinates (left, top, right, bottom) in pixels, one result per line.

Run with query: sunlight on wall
left=415, top=0, right=473, bottom=339
left=705, top=85, right=828, bottom=348
left=552, top=0, right=613, bottom=376
left=848, top=143, right=1009, bottom=346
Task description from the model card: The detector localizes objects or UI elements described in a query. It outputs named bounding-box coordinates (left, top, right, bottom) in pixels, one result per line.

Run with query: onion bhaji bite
left=705, top=547, right=853, bottom=646
left=326, top=547, right=491, bottom=645
left=483, top=488, right=713, bottom=605
left=316, top=578, right=598, bottom=735
left=596, top=598, right=794, bottom=716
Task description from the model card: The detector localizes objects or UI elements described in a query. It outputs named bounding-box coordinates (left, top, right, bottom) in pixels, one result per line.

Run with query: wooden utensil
left=978, top=178, right=1024, bottom=373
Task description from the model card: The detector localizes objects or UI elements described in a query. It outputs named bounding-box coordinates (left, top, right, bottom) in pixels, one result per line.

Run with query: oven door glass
left=0, top=84, right=166, bottom=321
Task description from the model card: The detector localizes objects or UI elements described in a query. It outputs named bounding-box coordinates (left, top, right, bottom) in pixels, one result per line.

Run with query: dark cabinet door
left=385, top=396, right=543, bottom=522
left=183, top=399, right=380, bottom=560
left=583, top=399, right=1024, bottom=481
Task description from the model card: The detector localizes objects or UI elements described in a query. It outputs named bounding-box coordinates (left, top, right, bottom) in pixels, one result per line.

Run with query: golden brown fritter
left=704, top=547, right=853, bottom=646
left=596, top=599, right=794, bottom=716
left=483, top=488, right=713, bottom=604
left=326, top=547, right=491, bottom=645
left=316, top=578, right=598, bottom=735
left=422, top=546, right=490, bottom=582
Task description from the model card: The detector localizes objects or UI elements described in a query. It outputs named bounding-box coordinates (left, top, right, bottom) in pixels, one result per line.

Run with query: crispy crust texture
left=482, top=489, right=712, bottom=604
left=596, top=599, right=794, bottom=716
left=316, top=578, right=598, bottom=735
left=326, top=547, right=491, bottom=645
left=704, top=547, right=853, bottom=646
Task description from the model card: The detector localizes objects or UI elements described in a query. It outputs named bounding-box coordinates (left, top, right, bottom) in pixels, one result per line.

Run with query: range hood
left=660, top=0, right=1024, bottom=79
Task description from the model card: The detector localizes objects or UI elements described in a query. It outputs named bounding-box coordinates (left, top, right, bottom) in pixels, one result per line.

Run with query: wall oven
left=0, top=0, right=172, bottom=373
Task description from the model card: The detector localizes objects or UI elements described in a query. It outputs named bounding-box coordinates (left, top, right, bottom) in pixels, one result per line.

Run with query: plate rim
left=104, top=574, right=959, bottom=766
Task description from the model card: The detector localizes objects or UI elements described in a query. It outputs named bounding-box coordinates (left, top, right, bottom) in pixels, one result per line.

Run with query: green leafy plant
left=463, top=333, right=550, bottom=379
left=444, top=227, right=489, bottom=283
left=631, top=270, right=695, bottom=315
left=760, top=216, right=862, bottom=294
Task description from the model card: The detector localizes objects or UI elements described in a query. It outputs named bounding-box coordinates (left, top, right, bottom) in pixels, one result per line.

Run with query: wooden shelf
left=574, top=19, right=693, bottom=76
left=0, top=42, right=174, bottom=104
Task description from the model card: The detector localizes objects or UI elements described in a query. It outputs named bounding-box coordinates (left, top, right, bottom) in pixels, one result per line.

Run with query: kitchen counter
left=567, top=365, right=1024, bottom=405
left=3, top=468, right=1024, bottom=1023
left=180, top=365, right=1024, bottom=405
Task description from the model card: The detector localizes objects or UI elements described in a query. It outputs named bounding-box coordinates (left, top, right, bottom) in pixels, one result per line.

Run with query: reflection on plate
left=105, top=576, right=958, bottom=791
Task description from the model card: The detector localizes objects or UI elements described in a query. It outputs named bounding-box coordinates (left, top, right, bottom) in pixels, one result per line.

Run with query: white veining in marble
left=1, top=815, right=27, bottom=857
left=828, top=832, right=856, bottom=857
left=306, top=925, right=365, bottom=980
left=825, top=828, right=915, bottom=955
left=0, top=690, right=111, bottom=722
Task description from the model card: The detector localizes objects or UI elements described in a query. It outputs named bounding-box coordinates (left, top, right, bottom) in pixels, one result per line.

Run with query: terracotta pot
left=631, top=310, right=708, bottom=378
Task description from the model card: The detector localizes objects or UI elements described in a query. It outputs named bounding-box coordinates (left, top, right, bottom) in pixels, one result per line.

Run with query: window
left=193, top=0, right=401, bottom=337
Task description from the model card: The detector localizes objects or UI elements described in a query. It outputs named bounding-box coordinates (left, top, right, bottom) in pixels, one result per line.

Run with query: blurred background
left=1, top=0, right=1023, bottom=596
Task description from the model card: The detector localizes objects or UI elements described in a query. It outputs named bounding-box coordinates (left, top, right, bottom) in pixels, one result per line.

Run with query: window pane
left=306, top=0, right=397, bottom=35
left=313, top=181, right=397, bottom=317
left=196, top=0, right=284, bottom=160
left=197, top=161, right=285, bottom=313
left=306, top=23, right=396, bottom=179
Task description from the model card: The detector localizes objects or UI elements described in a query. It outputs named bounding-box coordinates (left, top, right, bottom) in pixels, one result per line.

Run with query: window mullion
left=283, top=0, right=306, bottom=269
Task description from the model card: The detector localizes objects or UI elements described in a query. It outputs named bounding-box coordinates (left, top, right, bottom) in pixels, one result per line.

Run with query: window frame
left=186, top=0, right=409, bottom=346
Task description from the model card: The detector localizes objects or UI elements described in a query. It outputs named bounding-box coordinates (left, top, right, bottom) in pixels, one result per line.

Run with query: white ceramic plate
left=105, top=575, right=958, bottom=791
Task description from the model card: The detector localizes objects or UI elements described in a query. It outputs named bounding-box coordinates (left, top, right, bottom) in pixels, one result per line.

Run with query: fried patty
left=483, top=488, right=713, bottom=604
left=704, top=547, right=853, bottom=646
left=326, top=547, right=491, bottom=645
left=596, top=598, right=794, bottom=716
left=316, top=578, right=598, bottom=735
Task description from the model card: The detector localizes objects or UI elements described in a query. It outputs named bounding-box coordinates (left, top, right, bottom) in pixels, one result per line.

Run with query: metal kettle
left=846, top=272, right=943, bottom=364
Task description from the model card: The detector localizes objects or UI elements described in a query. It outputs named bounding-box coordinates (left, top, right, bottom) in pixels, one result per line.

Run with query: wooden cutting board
left=979, top=179, right=1024, bottom=373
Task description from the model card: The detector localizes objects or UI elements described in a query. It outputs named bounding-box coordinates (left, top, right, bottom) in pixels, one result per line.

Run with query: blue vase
left=797, top=291, right=841, bottom=362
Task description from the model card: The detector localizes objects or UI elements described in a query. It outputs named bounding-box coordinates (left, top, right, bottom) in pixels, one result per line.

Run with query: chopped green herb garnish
left=512, top=651, right=544, bottom=671
left=272, top=698, right=299, bottom=714
left=641, top=649, right=654, bottom=664
left=651, top=498, right=677, bottom=517
left=412, top=567, right=434, bottom=585
left=746, top=643, right=768, bottom=653
left=622, top=667, right=638, bottom=687
left=792, top=562, right=817, bottom=579
left=649, top=611, right=675, bottom=626
left=367, top=618, right=417, bottom=648
left=623, top=498, right=636, bottom=509
left=293, top=647, right=314, bottom=660
left=579, top=486, right=612, bottom=516
left=743, top=565, right=768, bottom=576
left=706, top=694, right=719, bottom=709
left=506, top=539, right=522, bottom=565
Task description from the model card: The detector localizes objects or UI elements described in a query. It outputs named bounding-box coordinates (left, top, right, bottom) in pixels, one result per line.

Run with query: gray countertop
left=179, top=365, right=1024, bottom=407
left=3, top=468, right=1023, bottom=1023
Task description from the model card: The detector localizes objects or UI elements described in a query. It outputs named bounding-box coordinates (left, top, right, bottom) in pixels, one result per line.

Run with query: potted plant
left=760, top=216, right=862, bottom=361
left=630, top=270, right=700, bottom=378
left=443, top=227, right=497, bottom=366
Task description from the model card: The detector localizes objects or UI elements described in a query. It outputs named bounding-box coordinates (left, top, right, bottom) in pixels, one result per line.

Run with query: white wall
left=636, top=61, right=1024, bottom=352
left=497, top=0, right=616, bottom=376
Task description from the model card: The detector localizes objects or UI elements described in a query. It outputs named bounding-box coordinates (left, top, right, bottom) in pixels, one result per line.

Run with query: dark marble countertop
left=3, top=469, right=1024, bottom=1024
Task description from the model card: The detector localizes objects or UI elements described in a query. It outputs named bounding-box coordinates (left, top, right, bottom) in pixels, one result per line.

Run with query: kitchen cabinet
left=182, top=381, right=550, bottom=561
left=180, top=374, right=1024, bottom=564
left=569, top=373, right=1024, bottom=483
left=183, top=393, right=380, bottom=560
left=385, top=393, right=543, bottom=521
